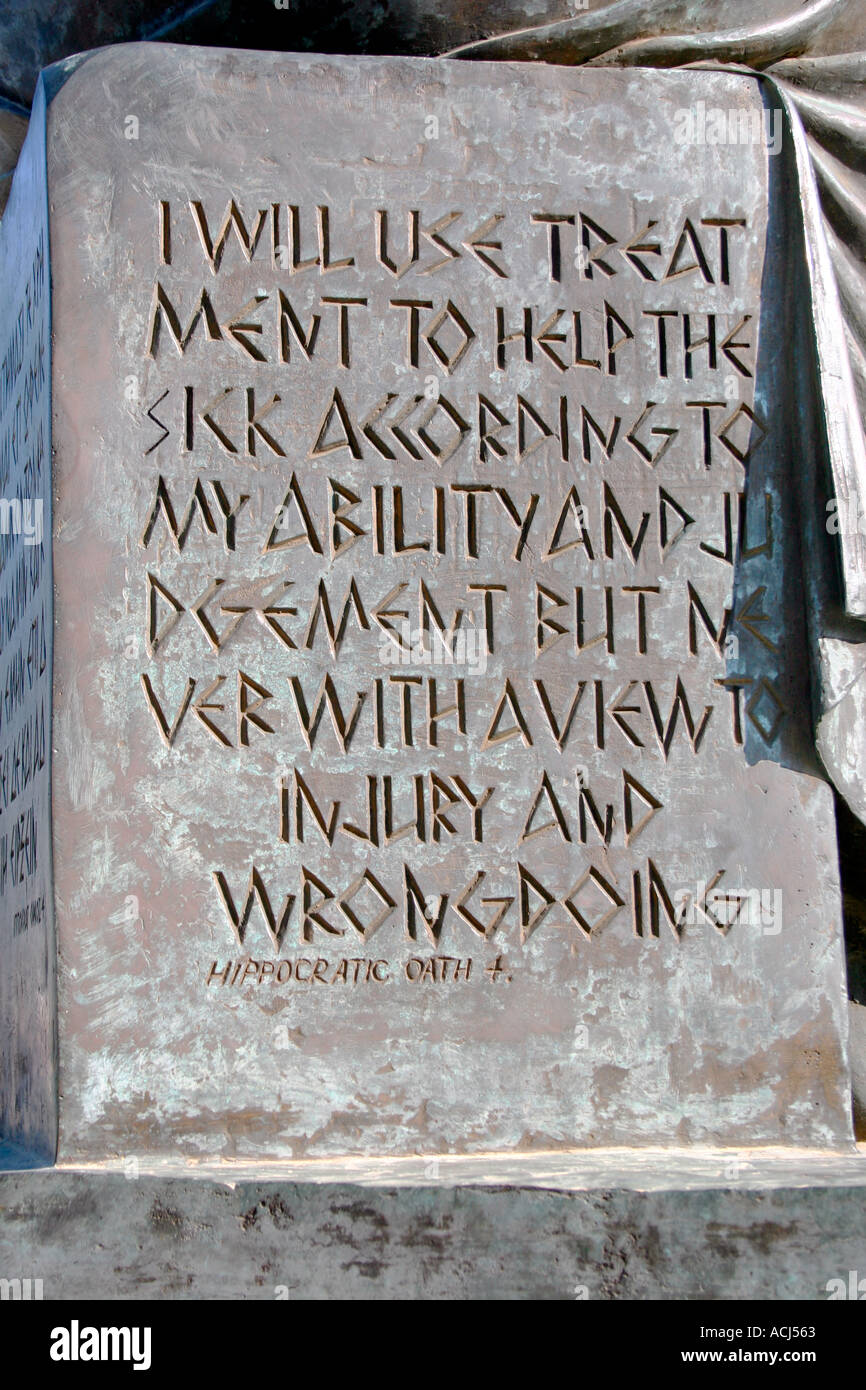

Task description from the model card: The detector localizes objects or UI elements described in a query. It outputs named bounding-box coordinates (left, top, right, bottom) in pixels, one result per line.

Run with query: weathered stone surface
left=0, top=42, right=857, bottom=1164
left=0, top=80, right=55, bottom=1164
left=2, top=1152, right=866, bottom=1299
left=849, top=1001, right=866, bottom=1136
left=34, top=43, right=853, bottom=1160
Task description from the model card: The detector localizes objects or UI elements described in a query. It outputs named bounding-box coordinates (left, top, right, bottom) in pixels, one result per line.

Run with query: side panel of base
left=0, top=76, right=56, bottom=1163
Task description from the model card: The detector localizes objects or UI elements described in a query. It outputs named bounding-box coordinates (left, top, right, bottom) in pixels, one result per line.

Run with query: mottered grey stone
left=0, top=43, right=855, bottom=1162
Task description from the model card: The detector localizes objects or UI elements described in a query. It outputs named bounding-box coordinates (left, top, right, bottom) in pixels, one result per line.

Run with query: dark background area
left=0, top=0, right=568, bottom=109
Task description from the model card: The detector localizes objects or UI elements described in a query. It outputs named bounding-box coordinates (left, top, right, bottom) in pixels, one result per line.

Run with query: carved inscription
left=135, top=189, right=780, bottom=965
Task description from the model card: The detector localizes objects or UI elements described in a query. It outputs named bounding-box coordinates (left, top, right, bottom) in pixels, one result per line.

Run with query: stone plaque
left=2, top=43, right=854, bottom=1161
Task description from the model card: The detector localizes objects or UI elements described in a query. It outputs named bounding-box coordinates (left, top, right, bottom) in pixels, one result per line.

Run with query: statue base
left=2, top=1149, right=866, bottom=1300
